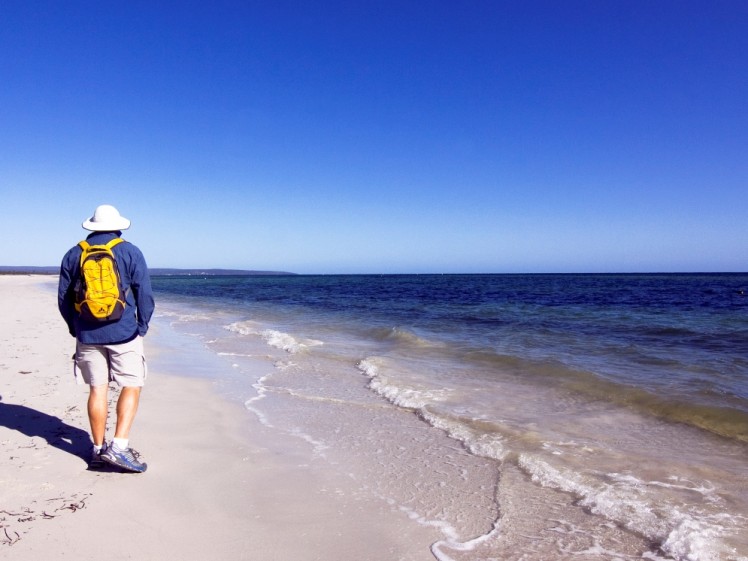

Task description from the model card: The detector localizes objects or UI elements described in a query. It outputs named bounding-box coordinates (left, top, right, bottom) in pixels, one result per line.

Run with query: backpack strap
left=77, top=238, right=125, bottom=268
left=77, top=238, right=124, bottom=251
left=77, top=241, right=90, bottom=269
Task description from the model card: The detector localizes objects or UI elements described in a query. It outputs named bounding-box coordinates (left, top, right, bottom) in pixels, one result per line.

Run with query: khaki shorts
left=74, top=336, right=147, bottom=387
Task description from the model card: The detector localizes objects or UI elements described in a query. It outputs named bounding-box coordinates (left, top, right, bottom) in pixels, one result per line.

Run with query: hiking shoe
left=101, top=444, right=148, bottom=473
left=89, top=444, right=107, bottom=469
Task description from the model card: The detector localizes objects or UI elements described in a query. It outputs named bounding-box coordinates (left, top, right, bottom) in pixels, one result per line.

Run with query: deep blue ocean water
left=153, top=273, right=748, bottom=439
left=151, top=273, right=748, bottom=560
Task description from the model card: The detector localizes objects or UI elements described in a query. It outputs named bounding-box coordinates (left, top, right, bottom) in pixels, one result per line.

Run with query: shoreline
left=0, top=275, right=439, bottom=560
left=6, top=274, right=746, bottom=560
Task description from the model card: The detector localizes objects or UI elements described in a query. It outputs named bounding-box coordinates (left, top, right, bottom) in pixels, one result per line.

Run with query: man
left=58, top=204, right=155, bottom=473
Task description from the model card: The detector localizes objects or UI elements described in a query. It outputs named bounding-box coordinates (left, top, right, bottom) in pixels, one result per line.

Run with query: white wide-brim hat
left=82, top=204, right=131, bottom=231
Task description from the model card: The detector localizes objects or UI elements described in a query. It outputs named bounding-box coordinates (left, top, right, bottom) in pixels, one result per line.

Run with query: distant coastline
left=0, top=266, right=297, bottom=276
left=150, top=268, right=297, bottom=276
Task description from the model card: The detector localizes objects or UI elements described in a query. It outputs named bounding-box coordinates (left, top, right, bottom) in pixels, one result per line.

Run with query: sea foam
left=225, top=321, right=323, bottom=354
left=358, top=357, right=744, bottom=561
left=517, top=454, right=743, bottom=561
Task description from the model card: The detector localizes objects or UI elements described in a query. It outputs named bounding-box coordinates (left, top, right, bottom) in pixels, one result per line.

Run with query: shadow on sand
left=0, top=397, right=90, bottom=463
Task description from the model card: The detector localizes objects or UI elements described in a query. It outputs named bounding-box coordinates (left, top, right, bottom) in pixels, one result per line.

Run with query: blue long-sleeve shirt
left=58, top=231, right=155, bottom=344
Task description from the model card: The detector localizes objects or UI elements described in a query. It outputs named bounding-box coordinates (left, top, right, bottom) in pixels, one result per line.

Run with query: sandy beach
left=0, top=275, right=439, bottom=561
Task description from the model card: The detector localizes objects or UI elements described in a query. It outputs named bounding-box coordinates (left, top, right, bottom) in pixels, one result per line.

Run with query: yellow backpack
left=74, top=238, right=127, bottom=322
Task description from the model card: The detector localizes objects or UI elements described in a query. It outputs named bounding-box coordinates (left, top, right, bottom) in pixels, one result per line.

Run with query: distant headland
left=0, top=266, right=296, bottom=276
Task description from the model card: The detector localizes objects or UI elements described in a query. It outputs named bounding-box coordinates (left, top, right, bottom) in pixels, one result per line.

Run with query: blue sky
left=1, top=1, right=746, bottom=273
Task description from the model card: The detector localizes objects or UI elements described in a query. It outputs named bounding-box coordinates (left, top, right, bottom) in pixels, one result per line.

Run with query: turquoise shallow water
left=151, top=273, right=748, bottom=560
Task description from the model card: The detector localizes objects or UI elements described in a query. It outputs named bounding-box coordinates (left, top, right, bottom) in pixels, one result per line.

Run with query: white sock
left=112, top=437, right=129, bottom=450
left=93, top=444, right=103, bottom=453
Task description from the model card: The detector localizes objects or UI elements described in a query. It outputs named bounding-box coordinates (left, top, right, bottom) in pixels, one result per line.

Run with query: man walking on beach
left=58, top=204, right=155, bottom=473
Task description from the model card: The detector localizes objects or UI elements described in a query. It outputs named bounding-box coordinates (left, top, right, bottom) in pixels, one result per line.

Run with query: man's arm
left=57, top=251, right=78, bottom=337
left=129, top=246, right=155, bottom=336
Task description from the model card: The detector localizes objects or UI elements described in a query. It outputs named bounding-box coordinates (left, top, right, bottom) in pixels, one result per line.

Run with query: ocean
left=149, top=273, right=748, bottom=561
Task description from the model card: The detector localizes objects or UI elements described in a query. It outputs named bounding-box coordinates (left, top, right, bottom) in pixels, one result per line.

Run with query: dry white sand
left=0, top=275, right=439, bottom=560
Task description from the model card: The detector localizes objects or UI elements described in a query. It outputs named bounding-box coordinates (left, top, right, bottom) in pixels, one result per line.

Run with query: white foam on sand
left=357, top=355, right=747, bottom=561
left=518, top=454, right=746, bottom=561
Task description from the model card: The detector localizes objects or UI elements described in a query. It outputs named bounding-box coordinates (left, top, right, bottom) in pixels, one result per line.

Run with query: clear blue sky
left=1, top=1, right=746, bottom=273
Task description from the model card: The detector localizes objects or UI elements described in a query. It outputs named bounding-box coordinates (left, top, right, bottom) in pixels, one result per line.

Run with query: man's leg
left=114, top=386, right=141, bottom=440
left=76, top=342, right=110, bottom=447
left=101, top=385, right=147, bottom=472
left=88, top=384, right=109, bottom=447
left=100, top=338, right=148, bottom=472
